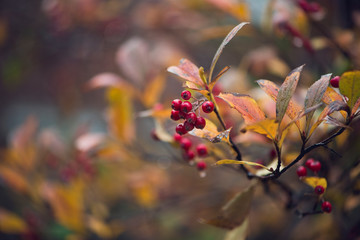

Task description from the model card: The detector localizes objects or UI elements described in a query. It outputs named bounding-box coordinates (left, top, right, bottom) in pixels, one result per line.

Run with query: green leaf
left=217, top=93, right=265, bottom=124
left=276, top=65, right=304, bottom=124
left=200, top=182, right=255, bottom=229
left=304, top=74, right=331, bottom=134
left=339, top=71, right=360, bottom=109
left=208, top=22, right=249, bottom=83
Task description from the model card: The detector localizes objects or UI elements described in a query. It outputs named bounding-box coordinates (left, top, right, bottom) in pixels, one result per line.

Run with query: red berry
left=305, top=158, right=315, bottom=169
left=309, top=161, right=321, bottom=172
left=197, top=161, right=207, bottom=171
left=181, top=90, right=191, bottom=100
left=330, top=76, right=340, bottom=88
left=296, top=166, right=307, bottom=177
left=314, top=185, right=325, bottom=195
left=179, top=111, right=186, bottom=119
left=195, top=116, right=206, bottom=129
left=196, top=144, right=208, bottom=157
left=151, top=129, right=159, bottom=141
left=175, top=123, right=187, bottom=135
left=180, top=138, right=192, bottom=150
left=181, top=101, right=193, bottom=113
left=183, top=150, right=195, bottom=161
left=171, top=99, right=182, bottom=110
left=322, top=201, right=332, bottom=213
left=173, top=133, right=182, bottom=142
left=184, top=120, right=195, bottom=132
left=186, top=112, right=197, bottom=124
left=202, top=101, right=214, bottom=113
left=171, top=110, right=180, bottom=121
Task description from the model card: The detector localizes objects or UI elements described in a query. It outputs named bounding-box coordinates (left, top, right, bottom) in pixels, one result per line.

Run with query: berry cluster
left=171, top=90, right=214, bottom=135
left=173, top=133, right=208, bottom=175
left=296, top=158, right=332, bottom=213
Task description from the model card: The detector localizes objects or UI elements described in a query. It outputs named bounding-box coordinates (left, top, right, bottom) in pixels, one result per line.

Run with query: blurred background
left=1, top=0, right=360, bottom=239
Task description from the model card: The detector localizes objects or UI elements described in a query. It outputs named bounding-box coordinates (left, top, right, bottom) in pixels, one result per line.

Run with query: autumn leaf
left=217, top=93, right=265, bottom=124
left=208, top=22, right=249, bottom=83
left=257, top=80, right=302, bottom=129
left=167, top=58, right=205, bottom=88
left=224, top=218, right=249, bottom=240
left=142, top=74, right=166, bottom=108
left=0, top=166, right=29, bottom=193
left=322, top=87, right=343, bottom=105
left=241, top=119, right=278, bottom=141
left=209, top=65, right=230, bottom=90
left=339, top=71, right=360, bottom=109
left=276, top=65, right=304, bottom=124
left=106, top=87, right=134, bottom=144
left=189, top=118, right=231, bottom=144
left=215, top=159, right=273, bottom=172
left=302, top=177, right=327, bottom=191
left=200, top=182, right=255, bottom=229
left=304, top=74, right=331, bottom=134
left=0, top=209, right=28, bottom=234
left=308, top=100, right=350, bottom=138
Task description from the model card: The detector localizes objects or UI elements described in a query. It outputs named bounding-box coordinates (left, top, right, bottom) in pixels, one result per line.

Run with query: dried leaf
left=217, top=93, right=265, bottom=124
left=215, top=159, right=272, bottom=172
left=352, top=98, right=360, bottom=116
left=189, top=119, right=230, bottom=144
left=167, top=58, right=205, bottom=88
left=276, top=65, right=304, bottom=124
left=142, top=74, right=166, bottom=108
left=0, top=209, right=28, bottom=234
left=324, top=116, right=351, bottom=129
left=208, top=22, right=249, bottom=83
left=201, top=182, right=255, bottom=229
left=340, top=71, right=360, bottom=108
left=223, top=218, right=249, bottom=240
left=322, top=87, right=343, bottom=105
left=241, top=119, right=278, bottom=141
left=302, top=177, right=327, bottom=191
left=210, top=128, right=232, bottom=143
left=257, top=80, right=302, bottom=129
left=209, top=66, right=230, bottom=90
left=304, top=74, right=331, bottom=134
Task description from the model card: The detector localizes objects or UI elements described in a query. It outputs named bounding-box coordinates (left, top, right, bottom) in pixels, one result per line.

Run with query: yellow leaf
left=215, top=159, right=272, bottom=172
left=302, top=177, right=327, bottom=190
left=142, top=74, right=166, bottom=108
left=106, top=88, right=134, bottom=144
left=0, top=209, right=28, bottom=234
left=42, top=179, right=85, bottom=232
left=241, top=119, right=278, bottom=141
left=87, top=216, right=113, bottom=239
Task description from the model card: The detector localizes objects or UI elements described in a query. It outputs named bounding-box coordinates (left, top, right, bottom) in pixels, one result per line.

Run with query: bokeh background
left=1, top=0, right=360, bottom=239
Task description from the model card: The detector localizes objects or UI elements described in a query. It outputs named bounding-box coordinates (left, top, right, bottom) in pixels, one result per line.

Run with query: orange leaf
left=217, top=93, right=265, bottom=124
left=276, top=65, right=304, bottom=124
left=167, top=58, right=205, bottom=88
left=322, top=87, right=347, bottom=119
